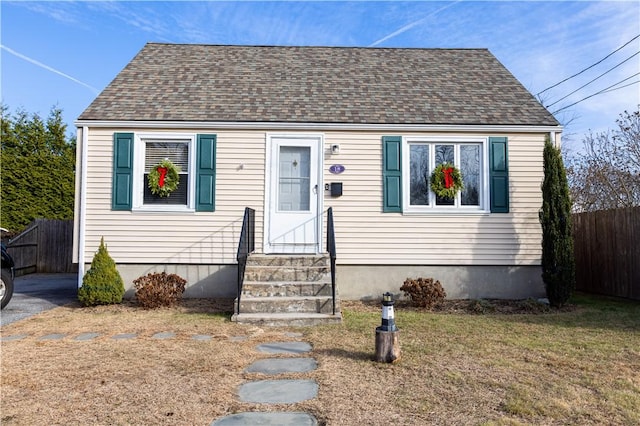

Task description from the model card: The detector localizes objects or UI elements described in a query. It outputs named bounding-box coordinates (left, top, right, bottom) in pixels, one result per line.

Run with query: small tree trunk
left=375, top=329, right=401, bottom=363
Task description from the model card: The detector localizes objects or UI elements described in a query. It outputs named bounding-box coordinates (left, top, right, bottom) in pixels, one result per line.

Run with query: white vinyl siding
left=81, top=128, right=544, bottom=267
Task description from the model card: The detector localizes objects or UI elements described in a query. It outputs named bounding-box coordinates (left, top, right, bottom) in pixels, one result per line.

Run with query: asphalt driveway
left=0, top=273, right=78, bottom=327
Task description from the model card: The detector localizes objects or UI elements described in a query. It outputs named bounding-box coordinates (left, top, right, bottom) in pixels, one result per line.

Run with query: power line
left=545, top=51, right=640, bottom=108
left=551, top=72, right=640, bottom=115
left=536, top=33, right=640, bottom=96
left=600, top=80, right=639, bottom=95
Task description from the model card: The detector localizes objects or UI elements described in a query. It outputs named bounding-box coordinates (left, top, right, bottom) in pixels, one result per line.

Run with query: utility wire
left=600, top=80, right=639, bottom=95
left=551, top=72, right=640, bottom=115
left=545, top=51, right=640, bottom=108
left=536, top=33, right=640, bottom=96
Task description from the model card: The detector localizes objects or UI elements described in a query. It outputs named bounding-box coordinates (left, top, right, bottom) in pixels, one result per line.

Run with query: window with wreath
left=142, top=140, right=190, bottom=206
left=404, top=139, right=485, bottom=211
left=112, top=132, right=216, bottom=212
left=382, top=136, right=508, bottom=214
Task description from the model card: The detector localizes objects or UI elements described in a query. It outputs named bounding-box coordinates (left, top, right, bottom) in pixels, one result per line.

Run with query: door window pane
left=461, top=144, right=481, bottom=206
left=409, top=144, right=430, bottom=205
left=278, top=146, right=310, bottom=211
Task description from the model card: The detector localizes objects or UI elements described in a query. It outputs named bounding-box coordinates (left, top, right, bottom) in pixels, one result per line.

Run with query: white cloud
left=13, top=1, right=81, bottom=25
left=368, top=0, right=464, bottom=47
left=84, top=1, right=177, bottom=42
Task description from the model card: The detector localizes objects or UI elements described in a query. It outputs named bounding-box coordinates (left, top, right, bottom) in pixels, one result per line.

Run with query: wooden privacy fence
left=6, top=219, right=76, bottom=275
left=573, top=207, right=640, bottom=300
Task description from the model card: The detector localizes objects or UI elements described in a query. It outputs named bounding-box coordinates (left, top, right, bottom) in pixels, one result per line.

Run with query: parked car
left=1, top=229, right=15, bottom=309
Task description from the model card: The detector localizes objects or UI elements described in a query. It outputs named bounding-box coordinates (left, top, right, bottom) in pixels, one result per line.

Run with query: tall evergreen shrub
left=1, top=106, right=76, bottom=232
left=539, top=136, right=575, bottom=307
left=78, top=237, right=125, bottom=306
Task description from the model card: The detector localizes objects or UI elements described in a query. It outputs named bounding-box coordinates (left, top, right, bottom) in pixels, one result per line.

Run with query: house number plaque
left=329, top=164, right=345, bottom=174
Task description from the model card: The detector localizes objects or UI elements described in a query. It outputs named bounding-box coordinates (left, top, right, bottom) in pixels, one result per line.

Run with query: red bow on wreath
left=442, top=167, right=454, bottom=189
left=157, top=167, right=168, bottom=188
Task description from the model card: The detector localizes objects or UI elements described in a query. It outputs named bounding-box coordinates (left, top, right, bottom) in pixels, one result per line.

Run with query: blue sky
left=1, top=1, right=639, bottom=154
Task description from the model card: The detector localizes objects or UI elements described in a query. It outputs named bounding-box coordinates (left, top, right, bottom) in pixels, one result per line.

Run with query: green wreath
left=430, top=162, right=464, bottom=199
left=148, top=159, right=180, bottom=197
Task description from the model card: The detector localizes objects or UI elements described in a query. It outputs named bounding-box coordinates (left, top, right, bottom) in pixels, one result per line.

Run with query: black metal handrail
left=236, top=207, right=255, bottom=315
left=326, top=207, right=337, bottom=315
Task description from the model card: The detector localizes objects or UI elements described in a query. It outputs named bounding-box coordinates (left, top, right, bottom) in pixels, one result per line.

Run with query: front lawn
left=306, top=294, right=639, bottom=425
left=1, top=294, right=638, bottom=425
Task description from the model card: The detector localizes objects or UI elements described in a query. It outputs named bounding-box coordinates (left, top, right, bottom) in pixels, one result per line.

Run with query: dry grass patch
left=1, top=294, right=639, bottom=425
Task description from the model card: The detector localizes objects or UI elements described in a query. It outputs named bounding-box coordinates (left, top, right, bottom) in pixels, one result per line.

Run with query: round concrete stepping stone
left=1, top=334, right=28, bottom=342
left=211, top=411, right=317, bottom=425
left=152, top=332, right=176, bottom=339
left=238, top=379, right=318, bottom=403
left=112, top=333, right=137, bottom=340
left=256, top=341, right=312, bottom=354
left=245, top=357, right=317, bottom=375
left=39, top=333, right=66, bottom=340
left=75, top=332, right=100, bottom=341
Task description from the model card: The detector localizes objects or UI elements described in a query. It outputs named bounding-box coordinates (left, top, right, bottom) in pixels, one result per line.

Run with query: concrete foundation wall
left=83, top=264, right=238, bottom=299
left=336, top=264, right=545, bottom=300
left=88, top=263, right=544, bottom=301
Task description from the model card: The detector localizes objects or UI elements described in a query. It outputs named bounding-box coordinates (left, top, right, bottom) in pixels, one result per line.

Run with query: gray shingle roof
left=79, top=43, right=559, bottom=126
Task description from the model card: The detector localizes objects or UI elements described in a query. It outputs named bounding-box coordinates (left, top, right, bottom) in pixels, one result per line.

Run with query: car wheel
left=1, top=268, right=14, bottom=309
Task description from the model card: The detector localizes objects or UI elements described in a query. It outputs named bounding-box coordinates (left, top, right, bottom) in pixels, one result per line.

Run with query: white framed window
left=402, top=137, right=489, bottom=213
left=133, top=133, right=196, bottom=212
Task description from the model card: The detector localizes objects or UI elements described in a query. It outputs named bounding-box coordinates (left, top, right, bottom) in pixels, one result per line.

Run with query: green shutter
left=382, top=136, right=402, bottom=213
left=196, top=134, right=216, bottom=212
left=489, top=137, right=509, bottom=213
left=112, top=133, right=134, bottom=211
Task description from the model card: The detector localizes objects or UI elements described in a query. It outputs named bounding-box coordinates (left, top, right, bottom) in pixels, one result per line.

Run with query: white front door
left=265, top=135, right=323, bottom=254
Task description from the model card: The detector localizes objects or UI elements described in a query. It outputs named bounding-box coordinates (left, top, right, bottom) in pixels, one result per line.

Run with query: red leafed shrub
left=133, top=272, right=187, bottom=309
left=400, top=277, right=447, bottom=309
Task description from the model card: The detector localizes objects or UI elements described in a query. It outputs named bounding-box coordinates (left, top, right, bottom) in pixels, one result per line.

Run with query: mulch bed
left=76, top=296, right=577, bottom=317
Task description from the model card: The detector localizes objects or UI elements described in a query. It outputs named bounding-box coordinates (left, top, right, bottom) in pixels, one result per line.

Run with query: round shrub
left=400, top=277, right=447, bottom=309
left=133, top=272, right=186, bottom=309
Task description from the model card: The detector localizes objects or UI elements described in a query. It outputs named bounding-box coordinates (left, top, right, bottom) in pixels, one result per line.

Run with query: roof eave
left=74, top=119, right=562, bottom=133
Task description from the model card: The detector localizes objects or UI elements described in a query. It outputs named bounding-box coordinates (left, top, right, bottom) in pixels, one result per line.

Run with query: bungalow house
left=73, top=43, right=561, bottom=324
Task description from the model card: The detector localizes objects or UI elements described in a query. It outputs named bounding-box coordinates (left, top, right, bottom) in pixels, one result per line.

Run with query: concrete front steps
left=231, top=254, right=342, bottom=326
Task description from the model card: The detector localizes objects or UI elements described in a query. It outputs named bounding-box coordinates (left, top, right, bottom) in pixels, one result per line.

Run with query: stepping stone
left=1, top=334, right=28, bottom=342
left=211, top=411, right=317, bottom=425
left=39, top=333, right=66, bottom=340
left=245, top=357, right=317, bottom=375
left=238, top=379, right=318, bottom=403
left=112, top=333, right=137, bottom=340
left=256, top=341, right=312, bottom=354
left=152, top=332, right=175, bottom=340
left=75, top=332, right=100, bottom=341
left=192, top=334, right=212, bottom=341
